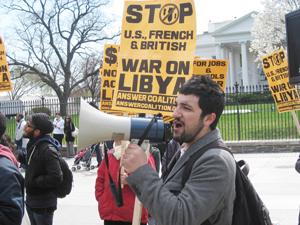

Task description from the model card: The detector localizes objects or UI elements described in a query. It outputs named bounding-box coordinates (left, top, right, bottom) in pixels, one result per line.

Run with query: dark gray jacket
left=126, top=128, right=236, bottom=225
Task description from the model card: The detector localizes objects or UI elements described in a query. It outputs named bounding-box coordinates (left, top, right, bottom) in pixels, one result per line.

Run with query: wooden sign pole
left=131, top=140, right=150, bottom=225
left=291, top=111, right=300, bottom=138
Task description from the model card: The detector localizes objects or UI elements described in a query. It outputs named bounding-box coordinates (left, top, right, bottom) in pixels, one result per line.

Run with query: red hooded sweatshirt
left=0, top=144, right=19, bottom=168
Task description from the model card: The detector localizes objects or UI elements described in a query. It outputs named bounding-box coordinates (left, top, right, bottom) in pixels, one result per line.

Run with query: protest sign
left=0, top=37, right=13, bottom=92
left=100, top=44, right=137, bottom=117
left=100, top=44, right=119, bottom=112
left=261, top=49, right=300, bottom=113
left=193, top=59, right=228, bottom=91
left=111, top=0, right=196, bottom=116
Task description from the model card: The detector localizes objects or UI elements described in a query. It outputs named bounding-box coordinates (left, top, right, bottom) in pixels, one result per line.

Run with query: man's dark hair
left=17, top=113, right=24, bottom=119
left=65, top=115, right=74, bottom=124
left=0, top=132, right=16, bottom=152
left=0, top=111, right=7, bottom=138
left=179, top=75, right=225, bottom=130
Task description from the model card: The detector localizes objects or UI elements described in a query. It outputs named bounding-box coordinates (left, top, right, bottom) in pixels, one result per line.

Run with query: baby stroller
left=72, top=144, right=97, bottom=171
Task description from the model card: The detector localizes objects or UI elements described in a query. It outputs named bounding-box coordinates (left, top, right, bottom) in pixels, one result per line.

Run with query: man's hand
left=122, top=143, right=147, bottom=174
left=120, top=173, right=128, bottom=185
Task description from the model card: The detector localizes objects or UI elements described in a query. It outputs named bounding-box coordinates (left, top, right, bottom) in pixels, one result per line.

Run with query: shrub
left=31, top=107, right=51, bottom=116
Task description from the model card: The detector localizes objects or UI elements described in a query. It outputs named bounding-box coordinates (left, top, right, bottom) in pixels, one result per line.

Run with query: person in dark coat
left=0, top=110, right=24, bottom=225
left=17, top=113, right=63, bottom=225
left=64, top=115, right=75, bottom=158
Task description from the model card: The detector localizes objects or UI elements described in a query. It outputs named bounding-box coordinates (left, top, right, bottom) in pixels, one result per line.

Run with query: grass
left=6, top=104, right=300, bottom=143
left=7, top=113, right=80, bottom=146
left=219, top=103, right=300, bottom=141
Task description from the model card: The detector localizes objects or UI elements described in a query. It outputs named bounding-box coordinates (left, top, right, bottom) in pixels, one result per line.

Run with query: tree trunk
left=59, top=96, right=69, bottom=117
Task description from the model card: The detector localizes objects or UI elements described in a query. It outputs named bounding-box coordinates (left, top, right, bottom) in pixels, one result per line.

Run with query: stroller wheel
left=91, top=165, right=95, bottom=170
left=86, top=167, right=90, bottom=171
left=77, top=166, right=81, bottom=170
left=72, top=167, right=76, bottom=171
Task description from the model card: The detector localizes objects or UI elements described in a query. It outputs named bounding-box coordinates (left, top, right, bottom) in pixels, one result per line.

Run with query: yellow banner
left=112, top=0, right=196, bottom=116
left=261, top=49, right=300, bottom=113
left=193, top=59, right=228, bottom=92
left=0, top=37, right=13, bottom=92
left=100, top=44, right=119, bottom=112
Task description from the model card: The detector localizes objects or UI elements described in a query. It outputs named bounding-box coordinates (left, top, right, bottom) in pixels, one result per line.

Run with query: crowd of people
left=1, top=76, right=284, bottom=225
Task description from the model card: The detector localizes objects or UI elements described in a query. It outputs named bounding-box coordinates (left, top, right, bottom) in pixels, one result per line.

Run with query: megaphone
left=77, top=98, right=172, bottom=151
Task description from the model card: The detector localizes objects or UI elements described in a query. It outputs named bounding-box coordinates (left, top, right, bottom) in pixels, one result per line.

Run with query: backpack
left=182, top=142, right=272, bottom=225
left=38, top=141, right=73, bottom=198
left=55, top=154, right=73, bottom=198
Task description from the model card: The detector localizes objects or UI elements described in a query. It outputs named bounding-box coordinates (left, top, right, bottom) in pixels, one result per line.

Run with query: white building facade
left=195, top=11, right=268, bottom=89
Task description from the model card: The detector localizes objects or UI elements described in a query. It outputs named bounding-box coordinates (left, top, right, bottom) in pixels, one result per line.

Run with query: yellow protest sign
left=193, top=59, right=228, bottom=92
left=100, top=44, right=119, bottom=112
left=0, top=37, right=13, bottom=92
left=112, top=0, right=196, bottom=115
left=162, top=115, right=174, bottom=123
left=261, top=49, right=300, bottom=113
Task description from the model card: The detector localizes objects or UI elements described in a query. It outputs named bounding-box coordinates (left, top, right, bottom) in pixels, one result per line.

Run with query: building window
left=260, top=70, right=267, bottom=81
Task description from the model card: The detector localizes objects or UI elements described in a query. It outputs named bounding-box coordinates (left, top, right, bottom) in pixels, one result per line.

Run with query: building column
left=215, top=44, right=221, bottom=59
left=240, top=41, right=249, bottom=86
left=221, top=47, right=226, bottom=59
left=229, top=50, right=235, bottom=87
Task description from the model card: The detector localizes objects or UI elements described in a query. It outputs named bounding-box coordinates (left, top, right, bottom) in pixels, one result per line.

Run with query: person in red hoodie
left=95, top=140, right=156, bottom=225
left=0, top=110, right=25, bottom=225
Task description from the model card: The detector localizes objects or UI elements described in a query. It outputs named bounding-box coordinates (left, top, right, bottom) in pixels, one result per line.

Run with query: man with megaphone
left=122, top=75, right=236, bottom=225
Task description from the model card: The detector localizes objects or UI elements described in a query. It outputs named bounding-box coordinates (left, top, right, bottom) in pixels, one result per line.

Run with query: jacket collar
left=164, top=128, right=222, bottom=183
left=27, top=135, right=61, bottom=153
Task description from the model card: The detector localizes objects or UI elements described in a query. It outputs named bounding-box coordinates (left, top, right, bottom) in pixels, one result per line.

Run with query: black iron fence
left=2, top=84, right=300, bottom=144
left=220, top=83, right=300, bottom=141
left=3, top=97, right=82, bottom=145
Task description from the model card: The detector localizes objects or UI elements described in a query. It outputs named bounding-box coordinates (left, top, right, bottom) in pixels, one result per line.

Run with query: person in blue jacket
left=0, top=110, right=25, bottom=225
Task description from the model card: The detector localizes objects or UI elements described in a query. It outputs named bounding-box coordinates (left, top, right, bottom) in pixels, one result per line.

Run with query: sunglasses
left=26, top=122, right=36, bottom=129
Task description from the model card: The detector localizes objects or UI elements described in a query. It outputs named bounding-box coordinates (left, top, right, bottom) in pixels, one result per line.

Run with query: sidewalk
left=52, top=152, right=300, bottom=225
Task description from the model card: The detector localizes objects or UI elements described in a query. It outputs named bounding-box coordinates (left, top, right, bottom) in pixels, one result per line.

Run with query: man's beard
left=23, top=129, right=34, bottom=139
left=173, top=118, right=204, bottom=144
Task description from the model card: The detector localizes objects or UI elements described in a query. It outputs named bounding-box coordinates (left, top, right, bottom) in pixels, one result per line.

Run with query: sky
left=0, top=0, right=265, bottom=98
left=110, top=0, right=264, bottom=35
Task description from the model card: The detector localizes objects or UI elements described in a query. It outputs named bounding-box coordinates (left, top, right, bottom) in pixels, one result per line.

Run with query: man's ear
left=203, top=113, right=216, bottom=126
left=34, top=129, right=41, bottom=138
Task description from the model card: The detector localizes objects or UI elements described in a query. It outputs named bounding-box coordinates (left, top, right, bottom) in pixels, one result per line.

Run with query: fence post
left=41, top=96, right=45, bottom=113
left=234, top=82, right=241, bottom=141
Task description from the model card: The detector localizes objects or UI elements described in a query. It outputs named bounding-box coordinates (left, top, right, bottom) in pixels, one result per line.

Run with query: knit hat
left=27, top=113, right=54, bottom=134
left=0, top=111, right=6, bottom=137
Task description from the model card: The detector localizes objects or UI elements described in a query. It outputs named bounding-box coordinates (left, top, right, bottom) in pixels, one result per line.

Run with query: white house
left=195, top=11, right=268, bottom=88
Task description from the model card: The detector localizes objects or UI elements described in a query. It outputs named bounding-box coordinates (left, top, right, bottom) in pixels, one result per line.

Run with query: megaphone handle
left=120, top=141, right=127, bottom=188
left=132, top=141, right=150, bottom=225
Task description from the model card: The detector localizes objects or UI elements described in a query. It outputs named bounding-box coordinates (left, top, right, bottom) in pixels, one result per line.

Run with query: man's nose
left=173, top=106, right=181, bottom=118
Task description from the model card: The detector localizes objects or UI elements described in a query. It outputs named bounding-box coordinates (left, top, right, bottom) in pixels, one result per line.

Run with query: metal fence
left=2, top=84, right=300, bottom=144
left=220, top=83, right=300, bottom=141
left=3, top=97, right=83, bottom=145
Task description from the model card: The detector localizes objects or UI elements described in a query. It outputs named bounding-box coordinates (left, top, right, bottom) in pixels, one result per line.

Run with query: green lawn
left=219, top=103, right=300, bottom=141
left=7, top=113, right=80, bottom=145
left=6, top=105, right=300, bottom=143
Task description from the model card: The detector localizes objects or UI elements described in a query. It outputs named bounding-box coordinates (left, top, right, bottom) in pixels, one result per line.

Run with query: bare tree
left=8, top=66, right=43, bottom=100
left=72, top=55, right=102, bottom=102
left=2, top=0, right=120, bottom=115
